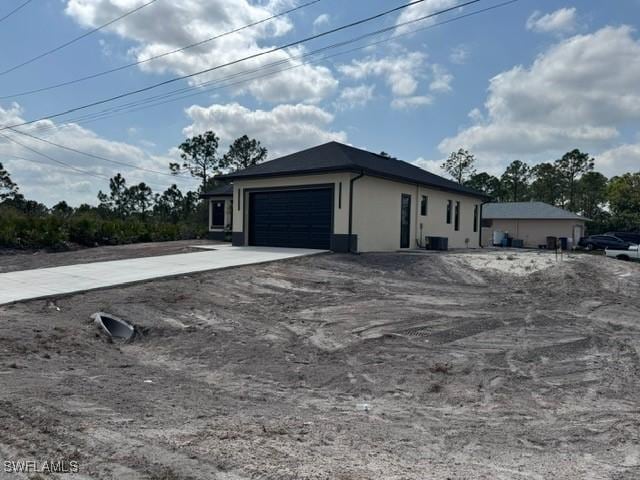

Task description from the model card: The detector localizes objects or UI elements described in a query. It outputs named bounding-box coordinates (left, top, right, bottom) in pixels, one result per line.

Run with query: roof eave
left=217, top=167, right=489, bottom=200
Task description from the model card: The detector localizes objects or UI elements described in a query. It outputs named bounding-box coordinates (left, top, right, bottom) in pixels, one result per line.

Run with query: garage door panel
left=249, top=189, right=332, bottom=249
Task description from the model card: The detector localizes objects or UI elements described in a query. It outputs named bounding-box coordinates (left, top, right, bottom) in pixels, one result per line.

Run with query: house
left=481, top=201, right=588, bottom=248
left=206, top=141, right=489, bottom=252
left=201, top=183, right=233, bottom=240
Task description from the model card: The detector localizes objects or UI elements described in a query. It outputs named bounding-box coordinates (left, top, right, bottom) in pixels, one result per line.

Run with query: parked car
left=604, top=231, right=640, bottom=245
left=605, top=244, right=640, bottom=262
left=579, top=234, right=631, bottom=251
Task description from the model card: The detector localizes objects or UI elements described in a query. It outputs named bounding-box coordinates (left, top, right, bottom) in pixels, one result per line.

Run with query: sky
left=0, top=0, right=638, bottom=206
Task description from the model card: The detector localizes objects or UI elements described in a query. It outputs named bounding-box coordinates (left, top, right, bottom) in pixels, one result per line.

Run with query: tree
left=465, top=172, right=502, bottom=200
left=530, top=163, right=562, bottom=206
left=607, top=173, right=640, bottom=230
left=555, top=149, right=594, bottom=211
left=501, top=160, right=530, bottom=202
left=441, top=149, right=476, bottom=184
left=172, top=131, right=222, bottom=193
left=154, top=184, right=184, bottom=223
left=222, top=135, right=267, bottom=172
left=98, top=173, right=129, bottom=217
left=576, top=171, right=608, bottom=220
left=0, top=161, right=18, bottom=201
left=52, top=201, right=74, bottom=218
left=127, top=182, right=153, bottom=216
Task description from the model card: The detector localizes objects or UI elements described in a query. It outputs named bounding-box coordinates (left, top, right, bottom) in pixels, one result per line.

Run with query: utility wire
left=0, top=0, right=34, bottom=25
left=24, top=0, right=515, bottom=136
left=3, top=0, right=518, bottom=180
left=0, top=0, right=159, bottom=76
left=0, top=132, right=111, bottom=181
left=0, top=0, right=482, bottom=132
left=5, top=126, right=193, bottom=180
left=0, top=135, right=196, bottom=189
left=0, top=0, right=322, bottom=99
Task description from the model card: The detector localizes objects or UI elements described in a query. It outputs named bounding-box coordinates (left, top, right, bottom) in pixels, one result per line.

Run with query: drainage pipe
left=348, top=171, right=365, bottom=253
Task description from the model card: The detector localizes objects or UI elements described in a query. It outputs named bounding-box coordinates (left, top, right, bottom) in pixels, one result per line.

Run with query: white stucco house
left=203, top=142, right=489, bottom=252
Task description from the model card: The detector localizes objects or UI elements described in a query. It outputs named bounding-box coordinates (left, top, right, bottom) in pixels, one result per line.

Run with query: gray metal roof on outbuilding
left=216, top=141, right=488, bottom=199
left=483, top=202, right=588, bottom=220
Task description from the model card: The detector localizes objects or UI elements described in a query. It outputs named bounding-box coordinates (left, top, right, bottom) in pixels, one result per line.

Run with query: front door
left=400, top=194, right=411, bottom=249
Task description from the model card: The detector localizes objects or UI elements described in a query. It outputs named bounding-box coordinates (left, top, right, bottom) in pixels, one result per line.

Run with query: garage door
left=249, top=188, right=332, bottom=249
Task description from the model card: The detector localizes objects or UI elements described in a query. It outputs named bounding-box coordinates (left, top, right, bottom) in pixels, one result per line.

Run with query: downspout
left=348, top=171, right=365, bottom=253
left=479, top=200, right=490, bottom=248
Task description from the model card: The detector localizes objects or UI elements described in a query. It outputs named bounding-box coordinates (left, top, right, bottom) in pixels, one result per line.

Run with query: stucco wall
left=351, top=176, right=482, bottom=251
left=230, top=172, right=483, bottom=252
left=481, top=219, right=586, bottom=248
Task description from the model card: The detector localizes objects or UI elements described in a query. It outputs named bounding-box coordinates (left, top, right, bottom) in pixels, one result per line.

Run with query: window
left=420, top=195, right=428, bottom=216
left=473, top=204, right=478, bottom=233
left=446, top=200, right=452, bottom=224
left=338, top=182, right=342, bottom=209
left=211, top=200, right=225, bottom=227
left=454, top=201, right=460, bottom=231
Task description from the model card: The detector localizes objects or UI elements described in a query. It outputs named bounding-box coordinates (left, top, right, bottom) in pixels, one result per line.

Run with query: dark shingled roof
left=216, top=141, right=488, bottom=199
left=201, top=183, right=233, bottom=197
left=483, top=202, right=588, bottom=220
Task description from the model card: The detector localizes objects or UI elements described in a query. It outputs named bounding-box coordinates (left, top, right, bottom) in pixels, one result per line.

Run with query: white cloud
left=597, top=142, right=640, bottom=177
left=0, top=103, right=195, bottom=206
left=429, top=64, right=452, bottom=93
left=391, top=95, right=432, bottom=110
left=334, top=84, right=375, bottom=110
left=395, top=0, right=460, bottom=33
left=439, top=26, right=640, bottom=171
left=183, top=102, right=347, bottom=158
left=449, top=45, right=469, bottom=64
left=526, top=7, right=577, bottom=34
left=312, top=13, right=330, bottom=30
left=413, top=156, right=446, bottom=176
left=64, top=0, right=337, bottom=104
left=339, top=52, right=450, bottom=110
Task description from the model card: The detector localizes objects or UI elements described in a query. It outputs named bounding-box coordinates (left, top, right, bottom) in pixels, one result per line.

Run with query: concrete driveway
left=0, top=245, right=325, bottom=305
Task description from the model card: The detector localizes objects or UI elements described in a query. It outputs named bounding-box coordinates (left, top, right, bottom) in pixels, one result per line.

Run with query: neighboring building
left=209, top=141, right=488, bottom=252
left=201, top=183, right=233, bottom=241
left=481, top=201, right=588, bottom=248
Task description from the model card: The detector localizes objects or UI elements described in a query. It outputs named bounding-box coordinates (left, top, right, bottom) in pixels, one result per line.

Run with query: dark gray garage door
left=249, top=188, right=332, bottom=249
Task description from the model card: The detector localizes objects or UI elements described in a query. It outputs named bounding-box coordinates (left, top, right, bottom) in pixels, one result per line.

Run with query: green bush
left=0, top=206, right=206, bottom=251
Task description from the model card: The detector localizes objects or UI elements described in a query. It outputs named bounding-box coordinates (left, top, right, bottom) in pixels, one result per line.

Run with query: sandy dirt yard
left=0, top=249, right=639, bottom=479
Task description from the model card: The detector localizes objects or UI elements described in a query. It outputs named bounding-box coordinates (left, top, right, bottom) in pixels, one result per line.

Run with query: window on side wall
left=446, top=200, right=452, bottom=224
left=473, top=204, right=478, bottom=232
left=421, top=195, right=428, bottom=216
left=454, top=201, right=460, bottom=231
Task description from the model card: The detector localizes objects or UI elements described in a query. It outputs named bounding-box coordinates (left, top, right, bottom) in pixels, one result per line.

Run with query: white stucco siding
left=481, top=219, right=586, bottom=248
left=352, top=176, right=482, bottom=252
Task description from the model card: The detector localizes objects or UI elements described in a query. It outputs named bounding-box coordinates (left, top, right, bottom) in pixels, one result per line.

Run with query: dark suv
left=605, top=232, right=640, bottom=245
left=579, top=234, right=631, bottom=251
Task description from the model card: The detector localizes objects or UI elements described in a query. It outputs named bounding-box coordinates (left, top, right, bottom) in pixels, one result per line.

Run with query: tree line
left=0, top=132, right=266, bottom=250
left=441, top=148, right=640, bottom=233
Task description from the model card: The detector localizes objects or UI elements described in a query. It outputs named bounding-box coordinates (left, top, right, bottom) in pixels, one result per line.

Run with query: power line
left=22, top=0, right=515, bottom=135
left=0, top=0, right=34, bottom=25
left=0, top=0, right=482, bottom=132
left=0, top=132, right=111, bottom=181
left=5, top=126, right=193, bottom=181
left=0, top=0, right=159, bottom=76
left=0, top=134, right=197, bottom=189
left=0, top=0, right=322, bottom=100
